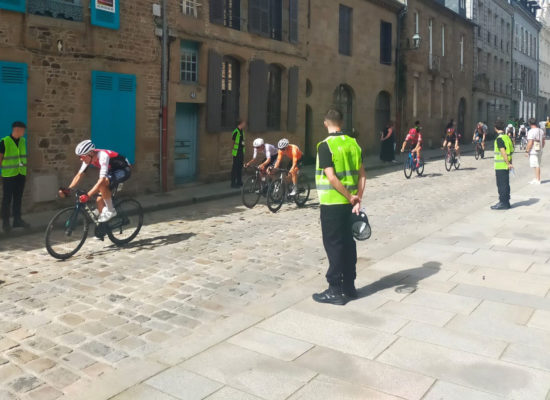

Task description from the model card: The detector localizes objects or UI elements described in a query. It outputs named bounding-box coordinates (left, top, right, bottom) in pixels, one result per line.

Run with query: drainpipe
left=161, top=0, right=168, bottom=192
left=396, top=6, right=407, bottom=144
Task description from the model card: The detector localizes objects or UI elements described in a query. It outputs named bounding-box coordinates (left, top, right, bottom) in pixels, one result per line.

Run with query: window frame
left=221, top=56, right=240, bottom=129
left=180, top=41, right=199, bottom=83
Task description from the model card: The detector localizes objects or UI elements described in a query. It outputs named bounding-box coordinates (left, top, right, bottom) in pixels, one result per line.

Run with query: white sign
left=96, top=0, right=116, bottom=13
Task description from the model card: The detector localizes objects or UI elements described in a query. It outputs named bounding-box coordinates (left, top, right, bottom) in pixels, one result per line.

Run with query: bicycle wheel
left=107, top=199, right=143, bottom=245
left=444, top=151, right=452, bottom=171
left=45, top=207, right=89, bottom=260
left=242, top=175, right=261, bottom=209
left=267, top=179, right=285, bottom=213
left=416, top=157, right=425, bottom=176
left=403, top=157, right=413, bottom=179
left=474, top=144, right=480, bottom=160
left=454, top=152, right=460, bottom=170
left=294, top=174, right=310, bottom=207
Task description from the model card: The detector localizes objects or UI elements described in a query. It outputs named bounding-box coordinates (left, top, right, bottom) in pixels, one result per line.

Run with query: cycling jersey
left=405, top=128, right=423, bottom=146
left=79, top=149, right=130, bottom=178
left=518, top=128, right=527, bottom=137
left=276, top=144, right=303, bottom=165
left=252, top=143, right=277, bottom=160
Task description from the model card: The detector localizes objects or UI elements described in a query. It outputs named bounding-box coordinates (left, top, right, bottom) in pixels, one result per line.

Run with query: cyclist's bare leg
left=98, top=180, right=114, bottom=211
left=95, top=195, right=105, bottom=213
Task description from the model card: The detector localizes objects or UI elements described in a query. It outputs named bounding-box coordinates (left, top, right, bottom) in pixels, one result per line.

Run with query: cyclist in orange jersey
left=272, top=138, right=303, bottom=196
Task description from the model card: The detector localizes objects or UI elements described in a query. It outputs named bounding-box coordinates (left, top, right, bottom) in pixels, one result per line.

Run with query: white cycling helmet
left=75, top=140, right=95, bottom=156
left=253, top=138, right=264, bottom=148
left=277, top=138, right=289, bottom=150
left=520, top=124, right=525, bottom=128
left=507, top=124, right=513, bottom=128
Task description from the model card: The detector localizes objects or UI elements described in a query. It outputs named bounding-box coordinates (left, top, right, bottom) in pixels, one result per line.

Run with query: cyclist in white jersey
left=245, top=138, right=278, bottom=172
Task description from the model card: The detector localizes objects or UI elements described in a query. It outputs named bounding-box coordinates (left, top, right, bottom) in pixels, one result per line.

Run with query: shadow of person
left=89, top=232, right=196, bottom=257
left=541, top=180, right=550, bottom=184
left=512, top=198, right=539, bottom=208
left=355, top=261, right=441, bottom=299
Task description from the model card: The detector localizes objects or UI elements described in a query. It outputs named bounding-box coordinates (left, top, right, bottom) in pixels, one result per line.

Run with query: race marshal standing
left=313, top=108, right=366, bottom=305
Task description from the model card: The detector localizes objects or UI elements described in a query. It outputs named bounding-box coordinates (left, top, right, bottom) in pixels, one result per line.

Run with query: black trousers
left=231, top=151, right=244, bottom=185
left=2, top=174, right=26, bottom=223
left=495, top=169, right=510, bottom=205
left=320, top=204, right=357, bottom=287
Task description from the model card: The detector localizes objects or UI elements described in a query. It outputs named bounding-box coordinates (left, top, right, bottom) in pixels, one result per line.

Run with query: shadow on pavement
left=418, top=173, right=443, bottom=178
left=86, top=232, right=196, bottom=257
left=512, top=198, right=539, bottom=208
left=457, top=167, right=477, bottom=171
left=541, top=180, right=550, bottom=184
left=356, top=261, right=441, bottom=299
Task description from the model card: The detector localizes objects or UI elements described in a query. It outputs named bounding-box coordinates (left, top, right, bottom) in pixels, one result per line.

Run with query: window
left=442, top=25, right=445, bottom=57
left=460, top=35, right=464, bottom=70
left=334, top=84, right=353, bottom=132
left=249, top=0, right=282, bottom=40
left=221, top=56, right=240, bottom=129
left=266, top=65, right=282, bottom=130
left=380, top=21, right=392, bottom=65
left=28, top=0, right=83, bottom=22
left=180, top=41, right=199, bottom=83
left=181, top=0, right=200, bottom=17
left=210, top=0, right=240, bottom=30
left=289, top=0, right=298, bottom=43
left=339, top=5, right=352, bottom=56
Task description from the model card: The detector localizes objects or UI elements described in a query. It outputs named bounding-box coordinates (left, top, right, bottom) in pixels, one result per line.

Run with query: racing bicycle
left=403, top=149, right=424, bottom=179
left=473, top=139, right=485, bottom=160
left=444, top=146, right=460, bottom=171
left=241, top=166, right=271, bottom=208
left=45, top=185, right=143, bottom=259
left=266, top=168, right=310, bottom=213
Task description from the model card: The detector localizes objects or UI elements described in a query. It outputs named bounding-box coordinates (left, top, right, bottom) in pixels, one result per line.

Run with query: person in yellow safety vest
left=491, top=120, right=514, bottom=210
left=313, top=108, right=366, bottom=305
left=0, top=121, right=30, bottom=233
left=231, top=119, right=246, bottom=188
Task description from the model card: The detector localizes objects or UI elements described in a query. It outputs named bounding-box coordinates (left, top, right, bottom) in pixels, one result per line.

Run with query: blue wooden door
left=0, top=61, right=27, bottom=136
left=175, top=103, right=198, bottom=184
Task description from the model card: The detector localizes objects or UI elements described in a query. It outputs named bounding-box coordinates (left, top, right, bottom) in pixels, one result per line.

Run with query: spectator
left=230, top=119, right=246, bottom=188
left=526, top=117, right=545, bottom=185
left=313, top=108, right=366, bottom=305
left=379, top=121, right=396, bottom=163
left=0, top=121, right=29, bottom=232
left=491, top=120, right=513, bottom=210
left=546, top=117, right=550, bottom=138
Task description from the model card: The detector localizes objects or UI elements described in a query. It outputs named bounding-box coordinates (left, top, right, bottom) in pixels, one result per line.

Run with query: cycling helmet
left=351, top=209, right=371, bottom=241
left=507, top=124, right=513, bottom=129
left=75, top=140, right=95, bottom=156
left=277, top=138, right=289, bottom=150
left=253, top=138, right=264, bottom=148
left=520, top=124, right=525, bottom=129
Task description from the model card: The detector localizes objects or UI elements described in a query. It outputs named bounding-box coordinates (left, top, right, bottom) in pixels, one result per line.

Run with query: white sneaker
left=533, top=180, right=541, bottom=185
left=529, top=179, right=538, bottom=184
left=98, top=208, right=117, bottom=223
left=92, top=209, right=100, bottom=218
left=289, top=188, right=297, bottom=196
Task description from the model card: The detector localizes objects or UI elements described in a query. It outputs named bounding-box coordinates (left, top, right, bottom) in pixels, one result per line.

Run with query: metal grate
left=118, top=77, right=134, bottom=92
left=95, top=75, right=113, bottom=91
left=1, top=66, right=25, bottom=84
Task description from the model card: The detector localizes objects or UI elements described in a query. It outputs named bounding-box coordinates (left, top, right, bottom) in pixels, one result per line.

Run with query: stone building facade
left=400, top=0, right=475, bottom=145
left=0, top=0, right=161, bottom=211
left=537, top=1, right=550, bottom=119
left=511, top=0, right=541, bottom=121
left=469, top=0, right=514, bottom=129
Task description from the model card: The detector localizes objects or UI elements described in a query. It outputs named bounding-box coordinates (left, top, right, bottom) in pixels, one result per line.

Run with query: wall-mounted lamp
left=412, top=33, right=422, bottom=49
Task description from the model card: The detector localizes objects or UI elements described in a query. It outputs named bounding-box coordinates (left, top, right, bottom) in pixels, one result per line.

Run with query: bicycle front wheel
left=444, top=151, right=452, bottom=171
left=474, top=145, right=480, bottom=160
left=403, top=157, right=413, bottom=179
left=294, top=174, right=310, bottom=207
left=267, top=179, right=285, bottom=213
left=416, top=157, right=425, bottom=176
left=45, top=207, right=89, bottom=260
left=454, top=153, right=460, bottom=170
left=107, top=199, right=143, bottom=245
left=242, top=175, right=261, bottom=209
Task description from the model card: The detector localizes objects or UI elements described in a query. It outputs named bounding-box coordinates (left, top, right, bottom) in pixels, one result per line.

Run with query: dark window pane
left=267, top=65, right=282, bottom=130
left=289, top=0, right=298, bottom=43
left=380, top=21, right=392, bottom=65
left=339, top=5, right=352, bottom=56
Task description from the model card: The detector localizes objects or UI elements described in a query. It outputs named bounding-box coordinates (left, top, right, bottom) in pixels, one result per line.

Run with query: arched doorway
left=375, top=91, right=391, bottom=138
left=333, top=84, right=353, bottom=133
left=458, top=97, right=466, bottom=141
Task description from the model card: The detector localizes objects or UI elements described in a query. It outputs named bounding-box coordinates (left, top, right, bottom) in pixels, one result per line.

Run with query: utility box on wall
left=32, top=175, right=58, bottom=202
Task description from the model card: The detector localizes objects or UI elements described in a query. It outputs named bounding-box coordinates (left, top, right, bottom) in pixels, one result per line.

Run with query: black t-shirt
left=496, top=137, right=505, bottom=149
left=317, top=132, right=362, bottom=169
left=232, top=128, right=244, bottom=154
left=0, top=135, right=20, bottom=154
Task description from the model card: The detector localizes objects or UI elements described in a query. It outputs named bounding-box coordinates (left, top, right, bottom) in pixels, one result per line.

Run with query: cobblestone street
left=0, top=149, right=549, bottom=399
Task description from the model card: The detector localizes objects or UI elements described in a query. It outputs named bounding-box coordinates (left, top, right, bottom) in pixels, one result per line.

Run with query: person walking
left=379, top=121, right=396, bottom=163
left=313, top=108, right=366, bottom=305
left=491, top=120, right=514, bottom=210
left=526, top=117, right=545, bottom=185
left=230, top=119, right=246, bottom=188
left=0, top=121, right=29, bottom=232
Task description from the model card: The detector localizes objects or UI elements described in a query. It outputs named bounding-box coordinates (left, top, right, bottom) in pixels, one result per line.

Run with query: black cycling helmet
left=351, top=209, right=371, bottom=241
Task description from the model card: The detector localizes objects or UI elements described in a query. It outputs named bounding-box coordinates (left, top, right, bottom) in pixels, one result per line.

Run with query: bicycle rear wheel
left=45, top=207, right=89, bottom=260
left=242, top=175, right=261, bottom=209
left=403, top=157, right=413, bottom=179
left=267, top=179, right=285, bottom=213
left=416, top=157, right=425, bottom=176
left=107, top=199, right=143, bottom=245
left=444, top=151, right=452, bottom=171
left=294, top=174, right=310, bottom=207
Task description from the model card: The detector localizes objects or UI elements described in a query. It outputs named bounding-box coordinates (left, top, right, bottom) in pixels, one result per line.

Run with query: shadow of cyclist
left=91, top=232, right=196, bottom=256
left=355, top=261, right=441, bottom=299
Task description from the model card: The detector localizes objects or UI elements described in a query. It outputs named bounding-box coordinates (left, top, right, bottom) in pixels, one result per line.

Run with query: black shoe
left=343, top=283, right=358, bottom=299
left=312, top=286, right=347, bottom=305
left=490, top=202, right=510, bottom=210
left=13, top=219, right=30, bottom=229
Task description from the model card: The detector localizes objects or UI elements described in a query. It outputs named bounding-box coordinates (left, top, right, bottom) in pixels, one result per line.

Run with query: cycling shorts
left=108, top=166, right=131, bottom=188
left=263, top=154, right=278, bottom=168
left=474, top=135, right=484, bottom=142
left=445, top=137, right=457, bottom=145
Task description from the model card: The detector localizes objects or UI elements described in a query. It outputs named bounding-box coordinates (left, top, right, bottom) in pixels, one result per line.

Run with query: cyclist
left=59, top=140, right=131, bottom=222
left=272, top=138, right=303, bottom=196
left=244, top=138, right=278, bottom=172
left=400, top=122, right=423, bottom=167
left=442, top=125, right=460, bottom=161
left=473, top=121, right=487, bottom=153
left=518, top=124, right=527, bottom=141
left=506, top=124, right=516, bottom=142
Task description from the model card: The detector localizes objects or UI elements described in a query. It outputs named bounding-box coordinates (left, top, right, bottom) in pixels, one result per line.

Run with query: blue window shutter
left=91, top=71, right=136, bottom=163
left=91, top=0, right=120, bottom=30
left=0, top=61, right=27, bottom=136
left=0, top=0, right=25, bottom=13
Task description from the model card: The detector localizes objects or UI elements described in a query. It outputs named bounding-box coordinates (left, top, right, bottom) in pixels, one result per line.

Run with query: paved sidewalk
left=86, top=152, right=550, bottom=399
left=0, top=145, right=466, bottom=241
